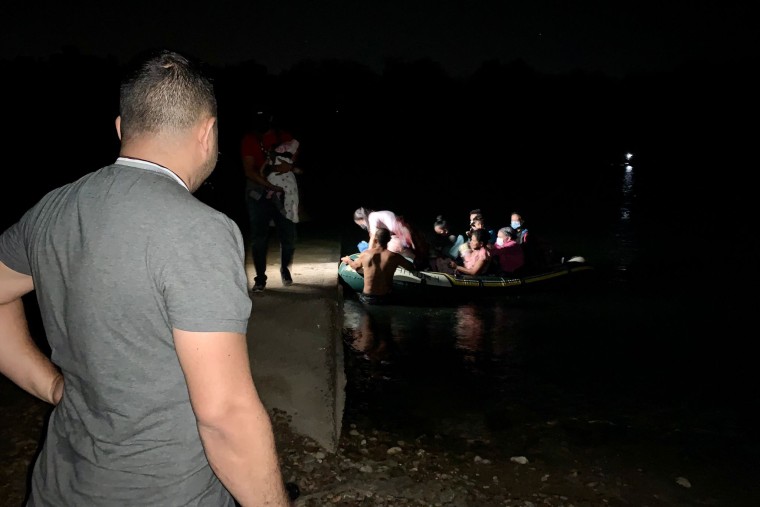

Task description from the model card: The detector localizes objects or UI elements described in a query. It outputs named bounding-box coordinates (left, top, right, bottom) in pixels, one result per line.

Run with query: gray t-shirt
left=0, top=160, right=252, bottom=506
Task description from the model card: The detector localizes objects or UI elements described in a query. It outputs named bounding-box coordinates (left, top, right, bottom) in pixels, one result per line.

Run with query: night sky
left=3, top=0, right=755, bottom=78
left=2, top=0, right=756, bottom=230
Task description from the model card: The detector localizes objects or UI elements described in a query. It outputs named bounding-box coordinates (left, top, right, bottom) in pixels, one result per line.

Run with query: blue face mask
left=511, top=221, right=521, bottom=229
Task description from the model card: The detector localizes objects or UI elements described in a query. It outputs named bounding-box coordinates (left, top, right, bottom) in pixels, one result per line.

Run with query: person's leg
left=247, top=194, right=272, bottom=289
left=272, top=211, right=297, bottom=284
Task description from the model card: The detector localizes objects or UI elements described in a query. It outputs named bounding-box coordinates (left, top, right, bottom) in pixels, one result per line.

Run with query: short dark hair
left=119, top=50, right=217, bottom=142
left=374, top=228, right=391, bottom=247
left=471, top=228, right=490, bottom=244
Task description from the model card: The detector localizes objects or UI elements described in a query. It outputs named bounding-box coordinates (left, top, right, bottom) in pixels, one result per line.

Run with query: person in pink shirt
left=438, top=229, right=492, bottom=275
left=490, top=226, right=525, bottom=275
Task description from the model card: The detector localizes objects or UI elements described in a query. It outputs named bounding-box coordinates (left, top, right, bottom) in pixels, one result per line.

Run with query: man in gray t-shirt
left=0, top=50, right=291, bottom=506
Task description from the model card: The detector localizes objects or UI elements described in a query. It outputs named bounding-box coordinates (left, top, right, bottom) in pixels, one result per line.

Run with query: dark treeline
left=2, top=49, right=754, bottom=236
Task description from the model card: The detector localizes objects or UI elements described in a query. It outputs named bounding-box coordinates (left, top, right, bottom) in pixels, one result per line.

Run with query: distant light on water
left=614, top=151, right=636, bottom=272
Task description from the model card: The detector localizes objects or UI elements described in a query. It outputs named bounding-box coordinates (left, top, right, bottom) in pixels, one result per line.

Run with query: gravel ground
left=2, top=379, right=757, bottom=507
left=271, top=409, right=756, bottom=507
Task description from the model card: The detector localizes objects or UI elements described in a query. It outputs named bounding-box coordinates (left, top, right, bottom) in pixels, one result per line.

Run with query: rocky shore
left=271, top=408, right=750, bottom=507
left=2, top=377, right=755, bottom=507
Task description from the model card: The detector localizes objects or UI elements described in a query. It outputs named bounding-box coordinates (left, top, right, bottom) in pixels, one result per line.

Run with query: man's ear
left=115, top=116, right=122, bottom=140
left=198, top=116, right=217, bottom=153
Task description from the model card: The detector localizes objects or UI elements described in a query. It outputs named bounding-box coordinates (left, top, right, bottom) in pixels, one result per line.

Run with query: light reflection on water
left=613, top=162, right=637, bottom=274
left=340, top=294, right=579, bottom=440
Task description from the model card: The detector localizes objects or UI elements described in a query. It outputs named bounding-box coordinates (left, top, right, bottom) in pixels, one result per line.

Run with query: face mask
left=511, top=221, right=521, bottom=229
left=495, top=237, right=505, bottom=246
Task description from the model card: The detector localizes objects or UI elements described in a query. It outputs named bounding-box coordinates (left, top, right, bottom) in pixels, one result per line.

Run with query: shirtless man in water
left=341, top=228, right=416, bottom=304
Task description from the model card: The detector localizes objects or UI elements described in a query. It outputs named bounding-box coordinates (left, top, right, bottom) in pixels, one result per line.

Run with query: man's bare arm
left=0, top=262, right=64, bottom=405
left=454, top=255, right=489, bottom=276
left=270, top=160, right=294, bottom=174
left=174, top=328, right=290, bottom=507
left=341, top=254, right=364, bottom=271
left=396, top=254, right=417, bottom=273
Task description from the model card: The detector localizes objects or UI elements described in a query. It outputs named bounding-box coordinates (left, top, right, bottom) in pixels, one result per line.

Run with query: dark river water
left=336, top=150, right=759, bottom=501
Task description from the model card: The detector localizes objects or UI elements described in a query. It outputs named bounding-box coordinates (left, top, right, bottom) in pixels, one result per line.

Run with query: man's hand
left=341, top=256, right=362, bottom=272
left=0, top=294, right=65, bottom=406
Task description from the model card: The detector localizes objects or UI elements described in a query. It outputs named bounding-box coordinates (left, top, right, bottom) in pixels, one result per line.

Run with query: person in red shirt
left=241, top=113, right=300, bottom=292
left=490, top=226, right=525, bottom=275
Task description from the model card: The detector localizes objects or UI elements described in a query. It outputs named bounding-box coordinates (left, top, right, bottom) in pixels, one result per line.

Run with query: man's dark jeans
left=246, top=191, right=296, bottom=286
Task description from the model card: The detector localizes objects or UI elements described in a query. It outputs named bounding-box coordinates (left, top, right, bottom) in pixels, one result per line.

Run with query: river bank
left=3, top=374, right=757, bottom=507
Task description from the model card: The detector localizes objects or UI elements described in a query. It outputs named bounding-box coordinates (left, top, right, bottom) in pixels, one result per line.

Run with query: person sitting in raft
left=510, top=212, right=528, bottom=244
left=469, top=215, right=496, bottom=246
left=464, top=209, right=483, bottom=239
left=437, top=229, right=492, bottom=276
left=510, top=211, right=553, bottom=271
left=427, top=215, right=463, bottom=270
left=340, top=228, right=417, bottom=305
left=353, top=207, right=417, bottom=262
left=489, top=226, right=525, bottom=275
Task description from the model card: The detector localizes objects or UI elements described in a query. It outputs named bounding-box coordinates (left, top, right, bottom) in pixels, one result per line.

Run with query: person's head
left=510, top=212, right=524, bottom=229
left=433, top=215, right=449, bottom=235
left=116, top=50, right=218, bottom=191
left=469, top=228, right=490, bottom=249
left=353, top=207, right=372, bottom=230
left=496, top=226, right=515, bottom=246
left=471, top=217, right=486, bottom=230
left=469, top=209, right=482, bottom=223
left=373, top=227, right=391, bottom=248
left=249, top=110, right=271, bottom=133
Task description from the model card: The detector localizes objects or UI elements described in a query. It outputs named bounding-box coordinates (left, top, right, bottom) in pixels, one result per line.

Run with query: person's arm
left=243, top=155, right=284, bottom=193
left=174, top=328, right=291, bottom=507
left=0, top=262, right=64, bottom=405
left=341, top=254, right=364, bottom=271
left=270, top=158, right=295, bottom=175
left=453, top=254, right=489, bottom=276
left=273, top=163, right=293, bottom=175
left=396, top=254, right=417, bottom=273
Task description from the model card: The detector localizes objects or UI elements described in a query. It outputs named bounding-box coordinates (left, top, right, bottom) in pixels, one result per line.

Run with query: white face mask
left=495, top=237, right=505, bottom=246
